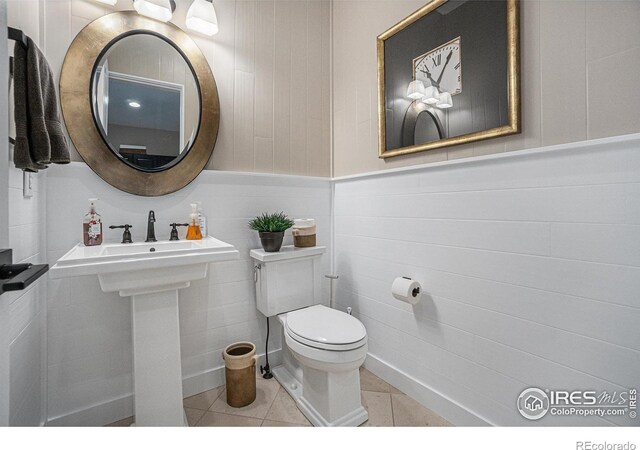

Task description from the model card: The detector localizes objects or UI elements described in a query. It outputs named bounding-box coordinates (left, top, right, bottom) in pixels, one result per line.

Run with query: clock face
left=413, top=37, right=462, bottom=96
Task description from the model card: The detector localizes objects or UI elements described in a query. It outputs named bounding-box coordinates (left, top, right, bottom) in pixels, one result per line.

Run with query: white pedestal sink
left=50, top=237, right=239, bottom=426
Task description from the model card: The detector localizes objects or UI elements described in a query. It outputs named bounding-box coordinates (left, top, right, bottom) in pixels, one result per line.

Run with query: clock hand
left=420, top=68, right=439, bottom=89
left=436, top=50, right=454, bottom=87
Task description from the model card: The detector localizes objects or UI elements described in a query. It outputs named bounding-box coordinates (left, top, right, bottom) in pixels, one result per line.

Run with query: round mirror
left=60, top=12, right=220, bottom=196
left=92, top=33, right=200, bottom=172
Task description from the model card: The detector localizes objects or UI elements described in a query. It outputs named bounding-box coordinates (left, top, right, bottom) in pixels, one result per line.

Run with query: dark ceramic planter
left=258, top=231, right=285, bottom=252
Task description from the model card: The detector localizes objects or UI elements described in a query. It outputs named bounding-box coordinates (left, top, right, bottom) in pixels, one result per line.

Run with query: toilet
left=250, top=246, right=368, bottom=427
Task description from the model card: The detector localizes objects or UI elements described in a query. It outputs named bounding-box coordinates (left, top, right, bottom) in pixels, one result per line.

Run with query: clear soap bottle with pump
left=186, top=203, right=202, bottom=240
left=196, top=201, right=208, bottom=238
left=83, top=198, right=103, bottom=246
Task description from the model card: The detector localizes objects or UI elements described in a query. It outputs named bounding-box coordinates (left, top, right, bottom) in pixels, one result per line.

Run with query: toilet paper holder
left=402, top=276, right=420, bottom=298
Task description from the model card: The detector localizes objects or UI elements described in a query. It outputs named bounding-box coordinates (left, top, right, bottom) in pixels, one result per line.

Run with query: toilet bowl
left=277, top=305, right=368, bottom=427
left=250, top=245, right=368, bottom=426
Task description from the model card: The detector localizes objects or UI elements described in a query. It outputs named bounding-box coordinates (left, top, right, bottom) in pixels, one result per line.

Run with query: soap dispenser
left=196, top=201, right=208, bottom=237
left=186, top=203, right=202, bottom=240
left=83, top=198, right=103, bottom=246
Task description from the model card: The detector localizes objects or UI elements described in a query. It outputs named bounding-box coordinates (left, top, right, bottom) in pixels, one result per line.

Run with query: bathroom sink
left=50, top=236, right=239, bottom=426
left=51, top=236, right=238, bottom=278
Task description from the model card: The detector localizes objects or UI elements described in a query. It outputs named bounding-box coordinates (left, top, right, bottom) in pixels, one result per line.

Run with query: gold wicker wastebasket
left=222, top=342, right=259, bottom=408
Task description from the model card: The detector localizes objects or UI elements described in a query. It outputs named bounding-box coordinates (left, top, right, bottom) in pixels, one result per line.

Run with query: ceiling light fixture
left=94, top=0, right=117, bottom=5
left=186, top=0, right=219, bottom=36
left=128, top=101, right=141, bottom=108
left=133, top=0, right=176, bottom=22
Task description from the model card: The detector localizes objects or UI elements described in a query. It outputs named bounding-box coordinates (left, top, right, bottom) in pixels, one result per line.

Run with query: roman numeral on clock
left=432, top=54, right=441, bottom=67
left=454, top=62, right=460, bottom=69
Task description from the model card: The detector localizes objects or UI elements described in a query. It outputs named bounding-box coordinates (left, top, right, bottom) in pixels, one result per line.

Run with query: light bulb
left=186, top=0, right=219, bottom=36
left=406, top=80, right=425, bottom=100
left=133, top=0, right=173, bottom=22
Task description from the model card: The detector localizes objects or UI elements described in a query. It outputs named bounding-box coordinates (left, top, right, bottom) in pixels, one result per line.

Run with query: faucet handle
left=169, top=223, right=189, bottom=241
left=109, top=224, right=133, bottom=244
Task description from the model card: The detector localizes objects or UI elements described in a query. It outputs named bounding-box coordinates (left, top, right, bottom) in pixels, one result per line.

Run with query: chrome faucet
left=145, top=211, right=157, bottom=242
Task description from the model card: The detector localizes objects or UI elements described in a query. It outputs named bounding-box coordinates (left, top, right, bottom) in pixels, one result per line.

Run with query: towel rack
left=8, top=26, right=27, bottom=47
left=0, top=249, right=49, bottom=296
left=7, top=26, right=27, bottom=147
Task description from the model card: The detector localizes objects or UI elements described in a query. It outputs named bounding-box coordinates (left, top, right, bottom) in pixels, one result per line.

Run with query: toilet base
left=272, top=363, right=368, bottom=427
left=297, top=396, right=367, bottom=427
left=272, top=364, right=303, bottom=402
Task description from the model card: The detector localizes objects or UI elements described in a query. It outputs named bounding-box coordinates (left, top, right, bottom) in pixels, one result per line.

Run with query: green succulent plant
left=248, top=212, right=295, bottom=233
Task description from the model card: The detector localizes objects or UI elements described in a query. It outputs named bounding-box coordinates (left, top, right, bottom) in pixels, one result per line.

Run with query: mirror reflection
left=92, top=33, right=200, bottom=171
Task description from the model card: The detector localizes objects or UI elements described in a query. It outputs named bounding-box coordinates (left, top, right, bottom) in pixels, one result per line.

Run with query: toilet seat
left=284, top=305, right=367, bottom=351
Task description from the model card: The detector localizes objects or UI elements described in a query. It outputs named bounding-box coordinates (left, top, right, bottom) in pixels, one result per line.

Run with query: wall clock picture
left=377, top=0, right=520, bottom=158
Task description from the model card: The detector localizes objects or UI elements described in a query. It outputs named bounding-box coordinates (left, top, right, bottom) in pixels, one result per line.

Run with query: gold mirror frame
left=377, top=0, right=520, bottom=159
left=60, top=12, right=220, bottom=196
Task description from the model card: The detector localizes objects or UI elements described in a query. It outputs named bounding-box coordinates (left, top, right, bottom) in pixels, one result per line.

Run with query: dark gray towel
left=13, top=36, right=70, bottom=172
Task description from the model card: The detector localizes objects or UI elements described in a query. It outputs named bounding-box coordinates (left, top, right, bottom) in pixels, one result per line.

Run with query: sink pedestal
left=131, top=289, right=185, bottom=426
left=100, top=264, right=209, bottom=427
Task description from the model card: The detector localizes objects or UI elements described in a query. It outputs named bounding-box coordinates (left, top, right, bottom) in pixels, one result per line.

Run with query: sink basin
left=51, top=236, right=239, bottom=297
left=51, top=236, right=239, bottom=426
left=51, top=236, right=238, bottom=278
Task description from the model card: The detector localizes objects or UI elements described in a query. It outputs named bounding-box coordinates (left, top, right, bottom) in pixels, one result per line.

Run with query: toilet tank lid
left=286, top=305, right=366, bottom=345
left=250, top=245, right=326, bottom=262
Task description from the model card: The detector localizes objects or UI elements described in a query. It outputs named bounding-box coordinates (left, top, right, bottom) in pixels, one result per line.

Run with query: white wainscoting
left=4, top=0, right=48, bottom=427
left=39, top=134, right=640, bottom=426
left=6, top=152, right=47, bottom=428
left=334, top=134, right=640, bottom=426
left=45, top=163, right=332, bottom=426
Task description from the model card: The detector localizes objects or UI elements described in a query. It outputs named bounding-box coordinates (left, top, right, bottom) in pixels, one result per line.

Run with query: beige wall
left=40, top=0, right=331, bottom=176
left=332, top=0, right=640, bottom=177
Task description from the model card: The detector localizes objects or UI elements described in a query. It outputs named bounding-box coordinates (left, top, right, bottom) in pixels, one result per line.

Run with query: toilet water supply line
left=325, top=274, right=346, bottom=313
left=254, top=263, right=274, bottom=379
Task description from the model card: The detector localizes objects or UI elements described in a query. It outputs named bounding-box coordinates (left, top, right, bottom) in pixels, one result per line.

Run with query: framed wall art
left=377, top=0, right=520, bottom=158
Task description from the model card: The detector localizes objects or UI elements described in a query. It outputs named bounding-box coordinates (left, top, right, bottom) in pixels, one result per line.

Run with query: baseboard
left=364, top=353, right=492, bottom=426
left=46, top=349, right=282, bottom=427
left=46, top=394, right=134, bottom=427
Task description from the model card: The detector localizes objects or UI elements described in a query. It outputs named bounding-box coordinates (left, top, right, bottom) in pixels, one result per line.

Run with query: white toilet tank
left=250, top=245, right=326, bottom=317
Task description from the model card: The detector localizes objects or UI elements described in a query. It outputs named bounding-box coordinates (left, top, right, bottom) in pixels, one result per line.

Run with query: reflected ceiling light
left=94, top=0, right=117, bottom=5
left=406, top=80, right=425, bottom=100
left=436, top=91, right=453, bottom=109
left=133, top=0, right=175, bottom=22
left=186, top=0, right=219, bottom=36
left=422, top=86, right=440, bottom=105
left=128, top=101, right=141, bottom=108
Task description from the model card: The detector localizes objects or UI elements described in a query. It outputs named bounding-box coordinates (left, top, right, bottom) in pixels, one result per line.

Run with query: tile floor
left=107, top=368, right=452, bottom=427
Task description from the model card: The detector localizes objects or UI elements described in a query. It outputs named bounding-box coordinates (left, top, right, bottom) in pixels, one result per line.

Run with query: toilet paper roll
left=392, top=277, right=422, bottom=305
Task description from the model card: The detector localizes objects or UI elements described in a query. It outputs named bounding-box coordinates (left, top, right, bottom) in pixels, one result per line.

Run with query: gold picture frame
left=377, top=0, right=520, bottom=159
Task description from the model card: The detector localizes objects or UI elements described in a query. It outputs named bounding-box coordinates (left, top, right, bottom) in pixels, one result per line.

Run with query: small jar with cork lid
left=292, top=218, right=316, bottom=248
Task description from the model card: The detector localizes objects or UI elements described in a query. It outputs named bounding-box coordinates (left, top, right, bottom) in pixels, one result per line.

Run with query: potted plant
left=249, top=212, right=295, bottom=252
